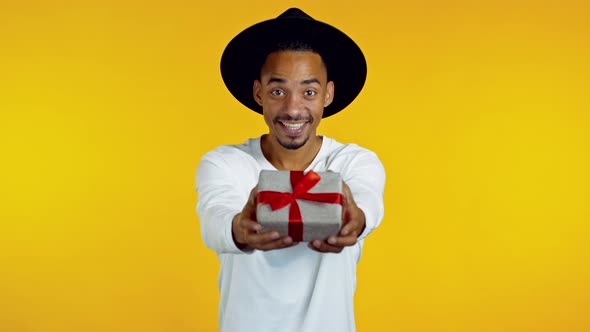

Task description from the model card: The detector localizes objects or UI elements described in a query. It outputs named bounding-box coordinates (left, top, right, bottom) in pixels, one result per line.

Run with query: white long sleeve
left=325, top=144, right=386, bottom=240
left=196, top=145, right=260, bottom=254
left=195, top=136, right=385, bottom=332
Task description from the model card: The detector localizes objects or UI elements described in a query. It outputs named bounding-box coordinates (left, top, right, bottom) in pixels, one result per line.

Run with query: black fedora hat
left=220, top=8, right=367, bottom=118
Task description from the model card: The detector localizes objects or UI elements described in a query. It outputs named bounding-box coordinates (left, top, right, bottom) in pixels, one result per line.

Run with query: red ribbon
left=257, top=170, right=343, bottom=242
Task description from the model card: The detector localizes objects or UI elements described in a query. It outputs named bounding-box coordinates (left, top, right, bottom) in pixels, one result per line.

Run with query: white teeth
left=280, top=122, right=305, bottom=129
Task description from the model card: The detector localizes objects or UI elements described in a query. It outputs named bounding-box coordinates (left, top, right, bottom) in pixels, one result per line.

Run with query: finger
left=341, top=182, right=354, bottom=206
left=239, top=217, right=262, bottom=233
left=247, top=228, right=295, bottom=246
left=339, top=215, right=359, bottom=236
left=243, top=190, right=259, bottom=219
left=253, top=235, right=298, bottom=251
left=340, top=205, right=365, bottom=237
left=233, top=213, right=262, bottom=246
left=328, top=233, right=358, bottom=247
left=308, top=241, right=343, bottom=253
left=247, top=185, right=259, bottom=205
left=248, top=229, right=280, bottom=244
left=308, top=239, right=344, bottom=253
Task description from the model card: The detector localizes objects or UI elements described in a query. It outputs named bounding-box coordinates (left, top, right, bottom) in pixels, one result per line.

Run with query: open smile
left=276, top=120, right=309, bottom=136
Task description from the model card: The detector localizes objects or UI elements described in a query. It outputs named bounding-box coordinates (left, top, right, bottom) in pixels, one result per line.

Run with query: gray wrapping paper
left=256, top=170, right=343, bottom=242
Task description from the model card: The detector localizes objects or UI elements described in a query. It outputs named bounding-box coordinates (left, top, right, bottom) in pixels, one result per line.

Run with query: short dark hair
left=272, top=40, right=317, bottom=53
left=258, top=40, right=329, bottom=79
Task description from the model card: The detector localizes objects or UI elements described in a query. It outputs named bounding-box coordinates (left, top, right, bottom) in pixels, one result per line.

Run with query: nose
left=284, top=93, right=304, bottom=115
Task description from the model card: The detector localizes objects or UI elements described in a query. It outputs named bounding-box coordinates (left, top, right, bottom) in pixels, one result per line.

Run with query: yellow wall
left=1, top=1, right=589, bottom=331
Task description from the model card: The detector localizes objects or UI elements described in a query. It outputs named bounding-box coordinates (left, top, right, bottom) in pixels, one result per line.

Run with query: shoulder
left=200, top=137, right=260, bottom=167
left=322, top=136, right=381, bottom=166
left=197, top=138, right=264, bottom=189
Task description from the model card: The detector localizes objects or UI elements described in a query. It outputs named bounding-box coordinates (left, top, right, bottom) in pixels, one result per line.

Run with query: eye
left=271, top=89, right=285, bottom=96
left=304, top=90, right=317, bottom=97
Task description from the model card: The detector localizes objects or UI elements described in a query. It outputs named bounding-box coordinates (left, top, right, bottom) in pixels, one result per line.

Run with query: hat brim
left=220, top=15, right=367, bottom=118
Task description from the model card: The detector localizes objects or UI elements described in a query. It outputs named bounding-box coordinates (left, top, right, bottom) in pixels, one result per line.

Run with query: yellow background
left=1, top=1, right=589, bottom=331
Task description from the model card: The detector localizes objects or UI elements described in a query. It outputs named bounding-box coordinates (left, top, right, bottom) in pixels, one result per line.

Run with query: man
left=196, top=8, right=385, bottom=332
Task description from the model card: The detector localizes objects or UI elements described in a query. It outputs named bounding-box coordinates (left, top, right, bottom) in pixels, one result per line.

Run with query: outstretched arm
left=308, top=181, right=366, bottom=253
left=308, top=149, right=385, bottom=253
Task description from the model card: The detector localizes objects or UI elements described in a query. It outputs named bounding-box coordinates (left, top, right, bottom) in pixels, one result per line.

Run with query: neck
left=261, top=134, right=322, bottom=171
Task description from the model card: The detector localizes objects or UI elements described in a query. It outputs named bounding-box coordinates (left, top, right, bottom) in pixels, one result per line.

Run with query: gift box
left=256, top=170, right=343, bottom=242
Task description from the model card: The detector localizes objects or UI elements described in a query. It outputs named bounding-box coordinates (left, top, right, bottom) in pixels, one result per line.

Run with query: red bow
left=257, top=170, right=343, bottom=242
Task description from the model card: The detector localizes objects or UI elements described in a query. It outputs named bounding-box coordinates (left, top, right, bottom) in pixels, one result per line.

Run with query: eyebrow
left=267, top=77, right=286, bottom=84
left=302, top=78, right=320, bottom=85
left=267, top=77, right=321, bottom=85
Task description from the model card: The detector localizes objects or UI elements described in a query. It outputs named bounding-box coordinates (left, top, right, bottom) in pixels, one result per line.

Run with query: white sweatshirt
left=196, top=136, right=385, bottom=332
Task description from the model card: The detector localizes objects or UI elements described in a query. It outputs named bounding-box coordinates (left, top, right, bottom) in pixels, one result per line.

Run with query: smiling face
left=253, top=51, right=334, bottom=150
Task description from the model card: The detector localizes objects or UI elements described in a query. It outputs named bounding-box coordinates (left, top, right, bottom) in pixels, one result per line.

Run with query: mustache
left=273, top=115, right=313, bottom=122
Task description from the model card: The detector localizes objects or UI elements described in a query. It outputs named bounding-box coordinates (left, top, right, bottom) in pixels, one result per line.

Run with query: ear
left=253, top=80, right=263, bottom=106
left=324, top=81, right=335, bottom=107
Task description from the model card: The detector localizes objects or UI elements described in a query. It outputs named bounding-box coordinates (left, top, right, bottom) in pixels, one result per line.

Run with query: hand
left=308, top=181, right=366, bottom=253
left=232, top=186, right=298, bottom=251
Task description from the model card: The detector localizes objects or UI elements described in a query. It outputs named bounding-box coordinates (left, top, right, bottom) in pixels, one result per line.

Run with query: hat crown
left=277, top=8, right=314, bottom=20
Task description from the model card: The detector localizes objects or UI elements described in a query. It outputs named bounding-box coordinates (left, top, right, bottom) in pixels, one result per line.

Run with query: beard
left=272, top=115, right=313, bottom=150
left=276, top=134, right=310, bottom=150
